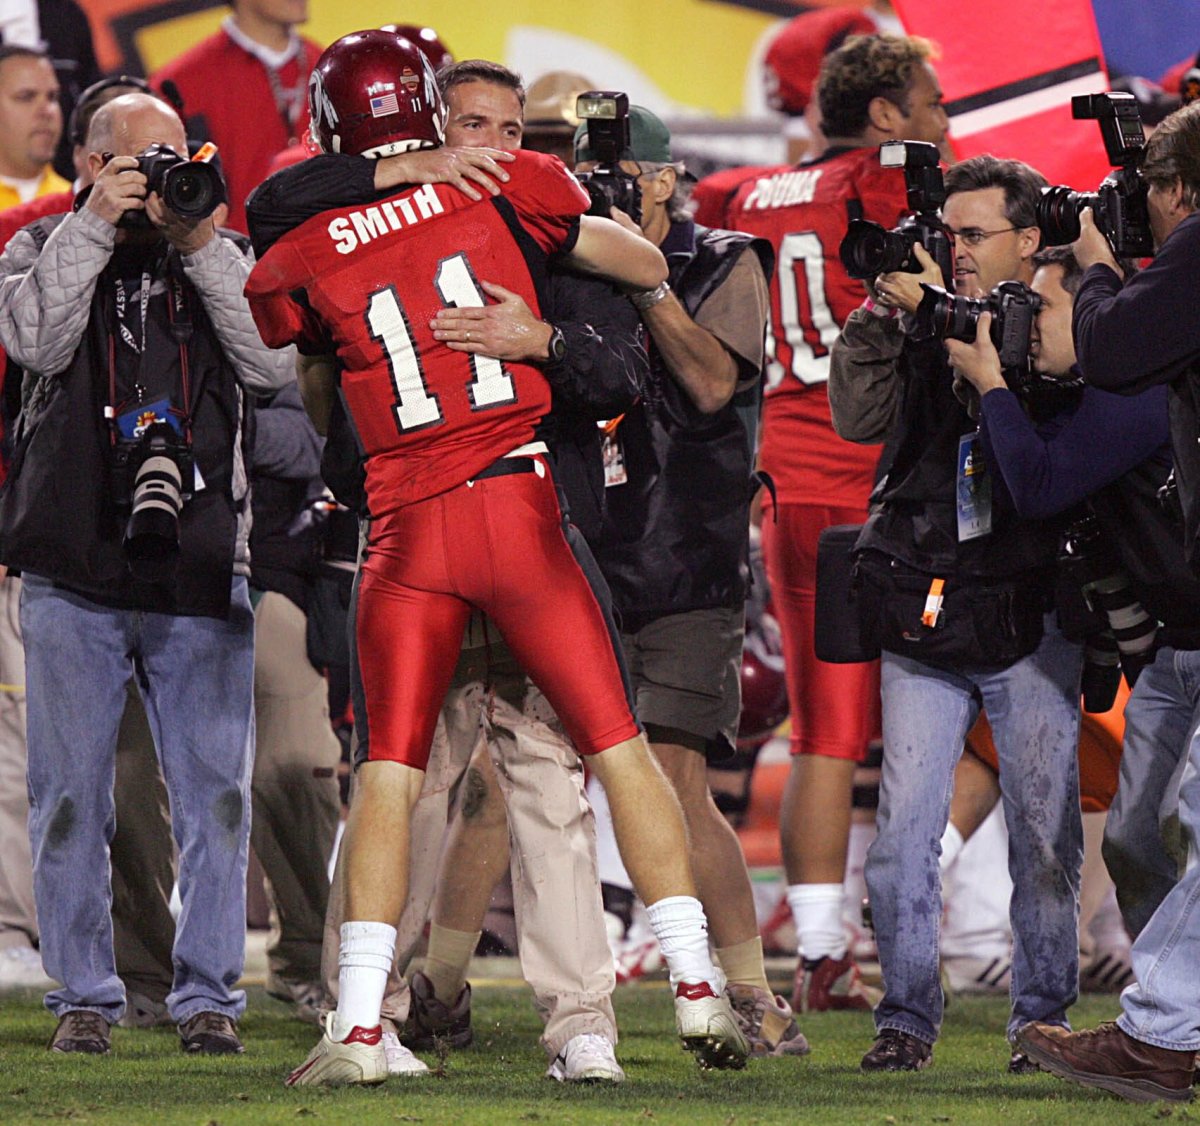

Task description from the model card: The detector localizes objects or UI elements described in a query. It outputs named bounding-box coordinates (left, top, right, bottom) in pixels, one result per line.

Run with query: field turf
left=0, top=984, right=1186, bottom=1125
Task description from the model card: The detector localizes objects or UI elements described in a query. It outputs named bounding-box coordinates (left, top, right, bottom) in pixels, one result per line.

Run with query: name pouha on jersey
left=741, top=168, right=824, bottom=211
left=328, top=183, right=445, bottom=255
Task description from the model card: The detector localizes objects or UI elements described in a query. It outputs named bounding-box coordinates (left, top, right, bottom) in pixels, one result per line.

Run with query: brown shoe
left=50, top=1010, right=111, bottom=1054
left=726, top=984, right=810, bottom=1057
left=1015, top=1021, right=1195, bottom=1103
left=178, top=1011, right=244, bottom=1055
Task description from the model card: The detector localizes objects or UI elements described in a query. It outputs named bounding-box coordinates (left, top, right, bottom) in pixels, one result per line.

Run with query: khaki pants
left=110, top=589, right=343, bottom=1000
left=0, top=576, right=34, bottom=951
left=324, top=623, right=616, bottom=1059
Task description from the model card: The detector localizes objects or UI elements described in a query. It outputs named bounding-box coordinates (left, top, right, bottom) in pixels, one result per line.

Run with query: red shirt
left=727, top=147, right=910, bottom=506
left=247, top=150, right=589, bottom=517
left=153, top=29, right=323, bottom=234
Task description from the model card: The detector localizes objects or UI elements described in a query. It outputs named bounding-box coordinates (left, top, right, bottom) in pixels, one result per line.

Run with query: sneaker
left=794, top=954, right=880, bottom=1013
left=0, top=943, right=55, bottom=990
left=674, top=981, right=750, bottom=1071
left=118, top=991, right=172, bottom=1029
left=403, top=970, right=473, bottom=1051
left=546, top=1033, right=625, bottom=1083
left=1079, top=950, right=1135, bottom=994
left=860, top=1029, right=933, bottom=1072
left=942, top=953, right=1012, bottom=996
left=726, top=984, right=810, bottom=1057
left=380, top=1029, right=430, bottom=1076
left=179, top=1011, right=244, bottom=1054
left=267, top=978, right=326, bottom=1024
left=286, top=1014, right=388, bottom=1087
left=1015, top=1020, right=1195, bottom=1104
left=49, top=1010, right=111, bottom=1054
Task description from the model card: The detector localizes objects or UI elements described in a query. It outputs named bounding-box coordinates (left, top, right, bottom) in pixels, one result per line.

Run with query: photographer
left=567, top=107, right=804, bottom=1056
left=828, top=155, right=1085, bottom=1074
left=0, top=92, right=292, bottom=1056
left=947, top=243, right=1200, bottom=941
left=1016, top=102, right=1200, bottom=1104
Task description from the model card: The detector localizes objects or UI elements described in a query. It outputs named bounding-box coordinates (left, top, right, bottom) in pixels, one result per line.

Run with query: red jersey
left=727, top=147, right=909, bottom=506
left=247, top=150, right=589, bottom=517
left=153, top=28, right=323, bottom=234
left=690, top=164, right=775, bottom=229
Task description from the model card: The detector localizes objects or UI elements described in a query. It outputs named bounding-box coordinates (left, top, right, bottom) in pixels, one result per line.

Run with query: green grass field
left=0, top=984, right=1188, bottom=1125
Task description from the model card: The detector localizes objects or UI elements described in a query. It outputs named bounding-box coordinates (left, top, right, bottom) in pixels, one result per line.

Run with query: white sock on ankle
left=645, top=896, right=723, bottom=992
left=787, top=883, right=846, bottom=962
left=331, top=920, right=396, bottom=1041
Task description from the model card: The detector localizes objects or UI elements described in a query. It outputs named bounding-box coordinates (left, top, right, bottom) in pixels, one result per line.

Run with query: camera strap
left=105, top=270, right=194, bottom=451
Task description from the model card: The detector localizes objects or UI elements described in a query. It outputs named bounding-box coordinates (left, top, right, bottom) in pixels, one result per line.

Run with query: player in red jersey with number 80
left=246, top=29, right=749, bottom=1085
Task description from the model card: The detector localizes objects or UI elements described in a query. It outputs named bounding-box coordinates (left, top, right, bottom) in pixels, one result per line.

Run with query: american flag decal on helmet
left=370, top=92, right=400, bottom=117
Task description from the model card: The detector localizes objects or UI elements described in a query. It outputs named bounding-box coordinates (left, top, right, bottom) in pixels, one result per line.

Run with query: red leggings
left=355, top=465, right=639, bottom=769
left=761, top=500, right=880, bottom=761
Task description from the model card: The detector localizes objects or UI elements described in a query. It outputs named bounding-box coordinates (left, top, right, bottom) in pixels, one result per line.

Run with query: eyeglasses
left=947, top=226, right=1021, bottom=247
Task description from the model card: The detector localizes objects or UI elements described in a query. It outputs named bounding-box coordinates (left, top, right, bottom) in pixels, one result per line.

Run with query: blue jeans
left=866, top=614, right=1083, bottom=1045
left=1102, top=646, right=1194, bottom=937
left=1117, top=645, right=1200, bottom=1051
left=21, top=574, right=255, bottom=1024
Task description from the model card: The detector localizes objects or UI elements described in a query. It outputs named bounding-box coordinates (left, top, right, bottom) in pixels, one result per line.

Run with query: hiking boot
left=674, top=981, right=749, bottom=1070
left=403, top=970, right=473, bottom=1050
left=726, top=983, right=810, bottom=1057
left=794, top=954, right=880, bottom=1013
left=861, top=1029, right=933, bottom=1072
left=50, top=1010, right=111, bottom=1054
left=1015, top=1021, right=1195, bottom=1103
left=178, top=1011, right=244, bottom=1055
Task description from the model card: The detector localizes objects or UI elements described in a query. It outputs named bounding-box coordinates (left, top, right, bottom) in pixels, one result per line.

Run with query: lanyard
left=265, top=59, right=309, bottom=146
left=113, top=271, right=151, bottom=357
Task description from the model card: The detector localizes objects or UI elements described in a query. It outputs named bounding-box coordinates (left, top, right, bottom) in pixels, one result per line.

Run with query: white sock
left=645, top=896, right=723, bottom=992
left=787, top=883, right=846, bottom=963
left=331, top=920, right=396, bottom=1041
left=939, top=822, right=965, bottom=874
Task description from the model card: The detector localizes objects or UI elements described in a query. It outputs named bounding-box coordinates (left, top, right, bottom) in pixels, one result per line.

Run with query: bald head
left=87, top=93, right=186, bottom=161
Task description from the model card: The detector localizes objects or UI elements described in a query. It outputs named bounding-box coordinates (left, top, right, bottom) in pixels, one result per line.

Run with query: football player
left=724, top=33, right=949, bottom=1013
left=246, top=29, right=748, bottom=1086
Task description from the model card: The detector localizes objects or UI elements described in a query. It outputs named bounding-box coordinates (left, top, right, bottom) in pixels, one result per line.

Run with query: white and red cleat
left=674, top=981, right=750, bottom=1070
left=285, top=1015, right=389, bottom=1087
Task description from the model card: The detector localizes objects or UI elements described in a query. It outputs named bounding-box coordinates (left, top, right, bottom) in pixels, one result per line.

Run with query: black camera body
left=839, top=140, right=953, bottom=287
left=119, top=142, right=226, bottom=229
left=574, top=91, right=642, bottom=225
left=912, top=279, right=1041, bottom=377
left=111, top=420, right=195, bottom=580
left=1036, top=92, right=1152, bottom=257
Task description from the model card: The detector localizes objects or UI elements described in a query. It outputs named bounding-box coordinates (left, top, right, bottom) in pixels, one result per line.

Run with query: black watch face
left=550, top=329, right=566, bottom=361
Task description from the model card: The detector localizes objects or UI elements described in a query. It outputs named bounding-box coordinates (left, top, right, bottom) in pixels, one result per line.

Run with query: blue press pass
left=116, top=397, right=181, bottom=440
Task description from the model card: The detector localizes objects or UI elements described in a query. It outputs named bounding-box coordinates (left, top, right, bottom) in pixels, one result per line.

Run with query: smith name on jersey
left=246, top=150, right=589, bottom=518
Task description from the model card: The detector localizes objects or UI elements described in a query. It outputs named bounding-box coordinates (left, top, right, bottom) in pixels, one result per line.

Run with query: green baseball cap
left=573, top=104, right=674, bottom=164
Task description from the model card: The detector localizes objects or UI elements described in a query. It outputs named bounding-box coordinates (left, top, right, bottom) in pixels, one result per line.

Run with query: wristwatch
left=546, top=325, right=567, bottom=364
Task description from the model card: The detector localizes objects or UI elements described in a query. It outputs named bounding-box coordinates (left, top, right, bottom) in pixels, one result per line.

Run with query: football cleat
left=794, top=953, right=880, bottom=1012
left=285, top=1014, right=388, bottom=1087
left=674, top=981, right=750, bottom=1070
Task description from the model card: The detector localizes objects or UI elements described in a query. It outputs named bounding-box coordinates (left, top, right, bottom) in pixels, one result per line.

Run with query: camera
left=839, top=140, right=953, bottom=286
left=118, top=142, right=226, bottom=229
left=111, top=420, right=195, bottom=580
left=1036, top=92, right=1152, bottom=257
left=911, top=279, right=1041, bottom=376
left=574, top=91, right=642, bottom=225
left=1059, top=512, right=1157, bottom=688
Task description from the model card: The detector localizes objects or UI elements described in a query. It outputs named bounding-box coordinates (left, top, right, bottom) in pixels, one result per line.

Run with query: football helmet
left=308, top=29, right=446, bottom=158
left=381, top=24, right=454, bottom=72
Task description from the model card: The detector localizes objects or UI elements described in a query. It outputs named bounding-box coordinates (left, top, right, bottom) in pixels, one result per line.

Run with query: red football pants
left=761, top=500, right=880, bottom=761
left=355, top=465, right=639, bottom=769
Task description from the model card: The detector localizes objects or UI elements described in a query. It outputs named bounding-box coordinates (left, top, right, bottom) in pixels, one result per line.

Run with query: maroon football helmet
left=308, top=29, right=445, bottom=158
left=381, top=24, right=455, bottom=72
left=737, top=609, right=789, bottom=747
